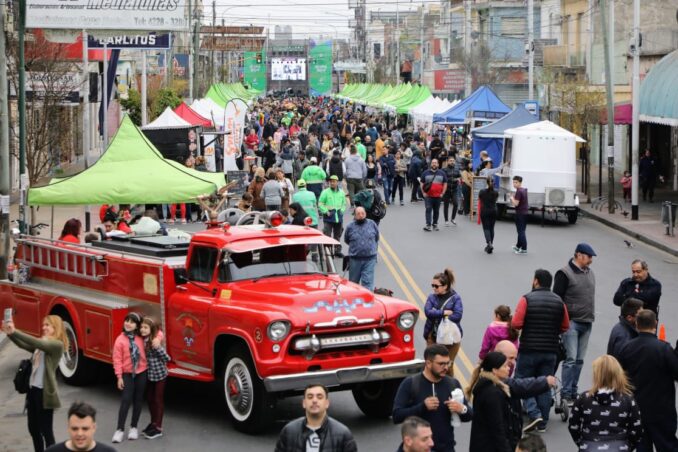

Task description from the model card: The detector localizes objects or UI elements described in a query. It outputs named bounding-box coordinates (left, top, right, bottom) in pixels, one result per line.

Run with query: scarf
left=126, top=332, right=140, bottom=376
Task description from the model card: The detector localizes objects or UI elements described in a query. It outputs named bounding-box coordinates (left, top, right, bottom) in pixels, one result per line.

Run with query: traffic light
left=256, top=52, right=262, bottom=64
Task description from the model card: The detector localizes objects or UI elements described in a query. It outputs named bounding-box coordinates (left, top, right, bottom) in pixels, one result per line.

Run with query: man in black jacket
left=275, top=384, right=357, bottom=452
left=606, top=297, right=643, bottom=360
left=392, top=344, right=472, bottom=452
left=613, top=259, right=662, bottom=315
left=619, top=310, right=678, bottom=452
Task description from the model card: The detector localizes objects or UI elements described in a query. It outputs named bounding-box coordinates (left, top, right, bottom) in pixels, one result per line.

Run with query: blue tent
left=471, top=105, right=539, bottom=169
left=432, top=85, right=510, bottom=125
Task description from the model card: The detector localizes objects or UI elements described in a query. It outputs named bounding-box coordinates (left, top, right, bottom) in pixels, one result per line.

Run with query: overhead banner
left=88, top=33, right=171, bottom=49
left=243, top=51, right=267, bottom=92
left=26, top=1, right=188, bottom=31
left=309, top=42, right=333, bottom=96
left=223, top=100, right=248, bottom=172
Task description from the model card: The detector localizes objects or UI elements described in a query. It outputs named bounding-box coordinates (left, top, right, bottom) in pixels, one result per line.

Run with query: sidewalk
left=579, top=187, right=678, bottom=257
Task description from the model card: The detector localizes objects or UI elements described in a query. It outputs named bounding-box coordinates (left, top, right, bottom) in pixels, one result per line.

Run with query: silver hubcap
left=225, top=358, right=253, bottom=421
left=59, top=321, right=78, bottom=378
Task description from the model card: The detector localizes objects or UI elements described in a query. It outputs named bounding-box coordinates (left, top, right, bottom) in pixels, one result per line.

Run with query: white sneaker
left=445, top=221, right=451, bottom=227
left=112, top=430, right=124, bottom=443
left=128, top=427, right=139, bottom=440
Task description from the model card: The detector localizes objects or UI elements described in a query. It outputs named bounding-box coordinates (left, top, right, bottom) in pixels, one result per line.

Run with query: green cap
left=329, top=175, right=339, bottom=181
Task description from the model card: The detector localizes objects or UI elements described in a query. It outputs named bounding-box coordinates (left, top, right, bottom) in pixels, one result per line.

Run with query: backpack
left=14, top=359, right=32, bottom=394
left=370, top=192, right=387, bottom=220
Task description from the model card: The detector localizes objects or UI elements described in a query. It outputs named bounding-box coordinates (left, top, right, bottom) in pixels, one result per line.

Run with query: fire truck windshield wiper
left=251, top=272, right=291, bottom=283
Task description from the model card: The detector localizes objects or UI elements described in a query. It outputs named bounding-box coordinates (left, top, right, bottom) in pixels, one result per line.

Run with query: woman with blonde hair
left=568, top=354, right=642, bottom=451
left=2, top=315, right=69, bottom=452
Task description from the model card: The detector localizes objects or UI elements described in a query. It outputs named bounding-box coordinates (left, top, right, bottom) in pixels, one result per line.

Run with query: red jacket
left=113, top=333, right=148, bottom=378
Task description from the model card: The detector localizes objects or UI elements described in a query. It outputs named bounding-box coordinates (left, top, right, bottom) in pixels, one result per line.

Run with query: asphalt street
left=1, top=200, right=678, bottom=452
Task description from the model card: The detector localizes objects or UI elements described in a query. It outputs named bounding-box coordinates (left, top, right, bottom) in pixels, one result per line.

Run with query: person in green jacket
left=318, top=175, right=347, bottom=257
left=292, top=179, right=319, bottom=227
left=354, top=137, right=367, bottom=161
left=3, top=315, right=68, bottom=452
left=300, top=157, right=326, bottom=201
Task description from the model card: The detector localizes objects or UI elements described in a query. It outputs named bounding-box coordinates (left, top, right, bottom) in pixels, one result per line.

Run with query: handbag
left=14, top=359, right=32, bottom=394
left=436, top=318, right=462, bottom=345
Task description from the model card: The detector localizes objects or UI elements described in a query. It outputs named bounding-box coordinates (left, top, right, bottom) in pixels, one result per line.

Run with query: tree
left=120, top=89, right=142, bottom=125
left=150, top=87, right=182, bottom=120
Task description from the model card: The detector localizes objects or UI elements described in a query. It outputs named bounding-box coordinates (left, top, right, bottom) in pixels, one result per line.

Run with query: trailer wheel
left=567, top=210, right=578, bottom=225
left=352, top=379, right=402, bottom=418
left=220, top=345, right=273, bottom=433
left=58, top=316, right=97, bottom=386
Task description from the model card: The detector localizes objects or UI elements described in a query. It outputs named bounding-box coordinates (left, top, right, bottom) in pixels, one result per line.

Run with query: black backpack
left=369, top=190, right=387, bottom=220
left=14, top=359, right=32, bottom=394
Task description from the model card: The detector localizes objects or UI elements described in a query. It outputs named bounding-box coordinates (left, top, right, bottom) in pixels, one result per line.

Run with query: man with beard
left=613, top=259, right=662, bottom=316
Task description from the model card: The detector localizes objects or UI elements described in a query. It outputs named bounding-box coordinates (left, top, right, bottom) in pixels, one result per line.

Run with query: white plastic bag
left=436, top=318, right=462, bottom=345
left=450, top=388, right=465, bottom=427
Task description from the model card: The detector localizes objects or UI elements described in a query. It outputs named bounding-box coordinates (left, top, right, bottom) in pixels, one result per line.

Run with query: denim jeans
left=515, top=212, right=527, bottom=250
left=561, top=320, right=592, bottom=399
left=424, top=197, right=442, bottom=226
left=515, top=351, right=557, bottom=422
left=348, top=256, right=377, bottom=290
left=382, top=176, right=394, bottom=203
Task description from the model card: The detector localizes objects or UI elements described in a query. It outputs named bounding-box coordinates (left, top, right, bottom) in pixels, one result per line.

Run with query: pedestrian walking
left=318, top=175, right=347, bottom=257
left=510, top=175, right=528, bottom=254
left=568, top=354, right=643, bottom=451
left=111, top=313, right=148, bottom=444
left=344, top=145, right=367, bottom=204
left=423, top=268, right=463, bottom=376
left=553, top=243, right=596, bottom=405
left=613, top=259, right=662, bottom=316
left=379, top=150, right=396, bottom=205
left=460, top=160, right=473, bottom=215
left=606, top=298, right=643, bottom=360
left=262, top=168, right=284, bottom=211
left=478, top=177, right=498, bottom=253
left=466, top=352, right=514, bottom=452
left=441, top=155, right=459, bottom=226
left=408, top=149, right=425, bottom=202
left=420, top=159, right=447, bottom=232
left=618, top=310, right=678, bottom=452
left=344, top=207, right=379, bottom=290
left=300, top=157, right=326, bottom=201
left=478, top=305, right=519, bottom=361
left=139, top=317, right=170, bottom=440
left=292, top=179, right=319, bottom=227
left=275, top=384, right=357, bottom=452
left=2, top=315, right=68, bottom=452
left=392, top=150, right=407, bottom=205
left=512, top=269, right=570, bottom=433
left=45, top=402, right=117, bottom=452
left=396, top=417, right=434, bottom=452
left=639, top=149, right=659, bottom=202
left=247, top=167, right=266, bottom=211
left=392, top=344, right=472, bottom=452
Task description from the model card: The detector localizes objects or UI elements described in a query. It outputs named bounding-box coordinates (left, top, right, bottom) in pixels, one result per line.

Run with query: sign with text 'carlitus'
left=88, top=33, right=171, bottom=49
left=26, top=0, right=188, bottom=31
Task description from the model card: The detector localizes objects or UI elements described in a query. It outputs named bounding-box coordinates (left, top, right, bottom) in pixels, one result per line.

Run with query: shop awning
left=599, top=102, right=632, bottom=125
left=640, top=49, right=678, bottom=127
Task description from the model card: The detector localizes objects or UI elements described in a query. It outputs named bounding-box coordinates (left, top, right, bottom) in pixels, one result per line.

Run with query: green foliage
left=120, top=89, right=142, bottom=125
left=151, top=88, right=182, bottom=120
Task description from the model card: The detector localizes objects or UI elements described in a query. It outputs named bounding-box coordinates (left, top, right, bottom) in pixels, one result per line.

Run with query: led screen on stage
left=271, top=58, right=306, bottom=81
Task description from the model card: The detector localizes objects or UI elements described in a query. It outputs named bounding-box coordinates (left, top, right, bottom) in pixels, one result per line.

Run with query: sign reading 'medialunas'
left=27, top=0, right=188, bottom=31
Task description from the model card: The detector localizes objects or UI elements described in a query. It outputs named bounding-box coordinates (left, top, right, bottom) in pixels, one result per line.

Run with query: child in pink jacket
left=112, top=312, right=148, bottom=444
left=478, top=305, right=520, bottom=361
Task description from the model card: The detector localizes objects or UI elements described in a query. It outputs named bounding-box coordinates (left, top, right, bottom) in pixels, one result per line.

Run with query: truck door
left=167, top=245, right=219, bottom=372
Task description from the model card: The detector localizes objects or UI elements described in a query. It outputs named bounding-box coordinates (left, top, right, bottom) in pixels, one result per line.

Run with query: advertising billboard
left=243, top=51, right=267, bottom=92
left=271, top=58, right=306, bottom=81
left=309, top=42, right=332, bottom=96
left=433, top=69, right=465, bottom=93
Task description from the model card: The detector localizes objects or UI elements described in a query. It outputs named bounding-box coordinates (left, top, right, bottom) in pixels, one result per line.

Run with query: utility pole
left=396, top=0, right=400, bottom=84
left=419, top=6, right=424, bottom=84
left=82, top=30, right=91, bottom=231
left=211, top=1, right=216, bottom=85
left=464, top=0, right=472, bottom=97
left=193, top=3, right=200, bottom=98
left=600, top=0, right=615, bottom=213
left=167, top=32, right=174, bottom=86
left=527, top=0, right=534, bottom=100
left=103, top=42, right=108, bottom=149
left=18, top=0, right=27, bottom=232
left=630, top=0, right=640, bottom=220
left=1, top=1, right=11, bottom=278
left=141, top=52, right=147, bottom=125
left=188, top=0, right=193, bottom=100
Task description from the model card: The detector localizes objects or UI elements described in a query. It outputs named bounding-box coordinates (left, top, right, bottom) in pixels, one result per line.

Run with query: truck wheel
left=58, top=317, right=97, bottom=386
left=221, top=345, right=272, bottom=433
left=567, top=210, right=578, bottom=225
left=352, top=379, right=402, bottom=418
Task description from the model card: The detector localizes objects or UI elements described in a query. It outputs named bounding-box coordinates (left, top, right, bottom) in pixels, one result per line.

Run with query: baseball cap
left=329, top=175, right=339, bottom=181
left=575, top=243, right=596, bottom=257
left=297, top=179, right=307, bottom=187
left=354, top=136, right=361, bottom=142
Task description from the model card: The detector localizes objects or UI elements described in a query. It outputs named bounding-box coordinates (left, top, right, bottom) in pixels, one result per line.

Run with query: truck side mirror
left=174, top=268, right=188, bottom=285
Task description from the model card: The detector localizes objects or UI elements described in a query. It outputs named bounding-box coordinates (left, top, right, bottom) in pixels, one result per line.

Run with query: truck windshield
left=218, top=244, right=336, bottom=282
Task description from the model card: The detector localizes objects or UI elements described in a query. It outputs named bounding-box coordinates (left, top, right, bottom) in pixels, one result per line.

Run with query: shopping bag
left=436, top=318, right=462, bottom=345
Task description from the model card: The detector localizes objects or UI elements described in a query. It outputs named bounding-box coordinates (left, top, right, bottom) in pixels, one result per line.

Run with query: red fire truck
left=1, top=212, right=422, bottom=432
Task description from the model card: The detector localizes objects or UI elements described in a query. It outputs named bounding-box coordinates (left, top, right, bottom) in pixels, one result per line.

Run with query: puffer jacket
left=423, top=290, right=463, bottom=341
left=469, top=372, right=513, bottom=452
left=274, top=416, right=357, bottom=452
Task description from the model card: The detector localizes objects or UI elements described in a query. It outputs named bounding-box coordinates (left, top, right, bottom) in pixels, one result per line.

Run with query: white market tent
left=409, top=97, right=459, bottom=131
left=141, top=107, right=192, bottom=130
left=503, top=120, right=586, bottom=142
left=190, top=98, right=226, bottom=128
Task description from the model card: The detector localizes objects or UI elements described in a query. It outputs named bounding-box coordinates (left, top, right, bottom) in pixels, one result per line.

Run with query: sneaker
left=433, top=224, right=439, bottom=231
left=128, top=427, right=139, bottom=440
left=488, top=245, right=494, bottom=254
left=112, top=430, right=124, bottom=443
left=400, top=201, right=404, bottom=206
left=536, top=422, right=547, bottom=433
left=168, top=219, right=175, bottom=224
left=142, top=423, right=154, bottom=435
left=450, top=219, right=456, bottom=225
left=523, top=417, right=543, bottom=433
left=484, top=245, right=491, bottom=254
left=512, top=245, right=519, bottom=252
left=517, top=249, right=528, bottom=255
left=144, top=427, right=163, bottom=439
left=181, top=219, right=187, bottom=224
left=423, top=225, right=432, bottom=232
left=445, top=221, right=451, bottom=227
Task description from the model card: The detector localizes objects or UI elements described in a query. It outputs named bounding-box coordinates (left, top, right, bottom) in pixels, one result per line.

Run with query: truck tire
left=567, top=210, right=578, bottom=225
left=352, top=378, right=402, bottom=418
left=220, top=345, right=273, bottom=433
left=58, top=316, right=97, bottom=386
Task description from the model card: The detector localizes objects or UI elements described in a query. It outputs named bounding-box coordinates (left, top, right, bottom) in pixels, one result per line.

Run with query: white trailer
left=496, top=121, right=585, bottom=224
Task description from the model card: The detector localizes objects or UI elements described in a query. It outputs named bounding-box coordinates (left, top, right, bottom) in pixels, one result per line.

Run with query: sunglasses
left=431, top=284, right=443, bottom=289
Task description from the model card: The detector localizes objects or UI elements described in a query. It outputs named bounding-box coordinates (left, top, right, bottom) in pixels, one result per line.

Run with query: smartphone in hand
left=4, top=307, right=12, bottom=322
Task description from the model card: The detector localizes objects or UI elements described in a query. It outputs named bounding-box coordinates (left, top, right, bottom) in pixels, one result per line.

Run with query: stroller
left=551, top=338, right=570, bottom=421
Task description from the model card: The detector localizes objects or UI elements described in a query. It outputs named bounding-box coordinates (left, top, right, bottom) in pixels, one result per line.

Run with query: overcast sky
left=203, top=0, right=426, bottom=40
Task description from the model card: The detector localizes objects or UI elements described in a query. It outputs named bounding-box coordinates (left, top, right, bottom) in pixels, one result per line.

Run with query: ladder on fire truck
left=15, top=236, right=109, bottom=281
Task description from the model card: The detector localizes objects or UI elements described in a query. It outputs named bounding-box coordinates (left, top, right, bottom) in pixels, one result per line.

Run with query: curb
left=581, top=210, right=678, bottom=258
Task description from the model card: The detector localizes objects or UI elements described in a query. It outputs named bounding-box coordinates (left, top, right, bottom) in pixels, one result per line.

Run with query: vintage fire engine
left=1, top=212, right=422, bottom=432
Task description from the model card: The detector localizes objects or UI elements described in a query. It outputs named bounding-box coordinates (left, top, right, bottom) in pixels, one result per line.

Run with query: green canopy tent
left=28, top=115, right=226, bottom=205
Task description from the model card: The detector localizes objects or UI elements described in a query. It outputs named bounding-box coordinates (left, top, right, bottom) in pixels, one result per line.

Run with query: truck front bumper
left=263, top=359, right=425, bottom=392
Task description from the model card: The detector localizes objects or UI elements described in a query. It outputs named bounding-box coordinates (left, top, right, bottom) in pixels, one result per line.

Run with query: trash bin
left=661, top=201, right=677, bottom=226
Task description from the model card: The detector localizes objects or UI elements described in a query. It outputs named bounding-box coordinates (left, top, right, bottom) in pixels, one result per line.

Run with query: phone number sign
left=26, top=0, right=188, bottom=31
left=434, top=69, right=465, bottom=93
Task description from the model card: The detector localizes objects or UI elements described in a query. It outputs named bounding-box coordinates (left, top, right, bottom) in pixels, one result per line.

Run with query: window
left=187, top=246, right=218, bottom=283
left=501, top=17, right=526, bottom=37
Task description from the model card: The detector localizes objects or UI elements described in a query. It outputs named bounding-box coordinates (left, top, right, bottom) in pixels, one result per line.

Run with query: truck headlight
left=397, top=311, right=417, bottom=331
left=267, top=321, right=291, bottom=342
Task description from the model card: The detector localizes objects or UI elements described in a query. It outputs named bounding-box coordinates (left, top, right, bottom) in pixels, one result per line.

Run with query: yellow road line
left=380, top=237, right=476, bottom=379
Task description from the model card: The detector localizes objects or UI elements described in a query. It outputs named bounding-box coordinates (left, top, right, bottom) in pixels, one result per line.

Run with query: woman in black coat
left=466, top=352, right=513, bottom=452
